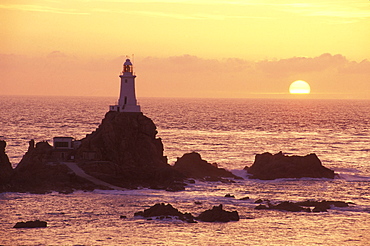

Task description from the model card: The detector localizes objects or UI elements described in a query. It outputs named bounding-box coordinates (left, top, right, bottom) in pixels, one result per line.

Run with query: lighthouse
left=109, top=59, right=141, bottom=112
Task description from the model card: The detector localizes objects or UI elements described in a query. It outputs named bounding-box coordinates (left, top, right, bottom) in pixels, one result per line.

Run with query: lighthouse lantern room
left=109, top=59, right=141, bottom=112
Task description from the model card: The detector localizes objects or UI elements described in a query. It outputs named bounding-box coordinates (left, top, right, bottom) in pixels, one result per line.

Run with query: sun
left=289, top=80, right=311, bottom=94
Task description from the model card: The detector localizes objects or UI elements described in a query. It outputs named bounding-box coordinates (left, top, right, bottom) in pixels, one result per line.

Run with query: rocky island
left=245, top=151, right=336, bottom=180
left=0, top=111, right=241, bottom=194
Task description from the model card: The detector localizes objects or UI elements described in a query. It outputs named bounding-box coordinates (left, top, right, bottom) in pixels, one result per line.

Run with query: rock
left=296, top=200, right=349, bottom=209
left=224, top=194, right=235, bottom=198
left=271, top=201, right=311, bottom=212
left=3, top=112, right=187, bottom=193
left=173, top=152, right=241, bottom=181
left=239, top=196, right=250, bottom=200
left=253, top=199, right=351, bottom=213
left=134, top=203, right=196, bottom=223
left=165, top=182, right=186, bottom=192
left=0, top=140, right=13, bottom=186
left=197, top=204, right=239, bottom=222
left=120, top=215, right=127, bottom=219
left=246, top=152, right=335, bottom=180
left=74, top=112, right=185, bottom=190
left=13, top=220, right=47, bottom=228
left=312, top=205, right=328, bottom=212
left=254, top=199, right=263, bottom=203
left=8, top=140, right=103, bottom=193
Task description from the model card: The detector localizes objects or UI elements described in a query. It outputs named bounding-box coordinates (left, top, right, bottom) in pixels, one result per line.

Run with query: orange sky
left=1, top=0, right=369, bottom=99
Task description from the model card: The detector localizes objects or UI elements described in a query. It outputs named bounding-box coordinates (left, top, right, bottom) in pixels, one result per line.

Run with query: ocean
left=1, top=96, right=370, bottom=245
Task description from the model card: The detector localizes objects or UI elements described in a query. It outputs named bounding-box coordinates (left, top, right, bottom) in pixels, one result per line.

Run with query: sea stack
left=0, top=140, right=13, bottom=186
left=246, top=152, right=336, bottom=180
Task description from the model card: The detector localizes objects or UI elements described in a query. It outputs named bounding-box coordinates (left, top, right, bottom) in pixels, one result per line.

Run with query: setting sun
left=289, top=80, right=311, bottom=94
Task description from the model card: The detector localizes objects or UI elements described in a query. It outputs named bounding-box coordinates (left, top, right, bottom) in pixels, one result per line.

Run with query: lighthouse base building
left=110, top=59, right=141, bottom=113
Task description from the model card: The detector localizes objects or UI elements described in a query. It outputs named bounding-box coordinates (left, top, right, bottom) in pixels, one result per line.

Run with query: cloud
left=280, top=2, right=370, bottom=20
left=0, top=4, right=89, bottom=15
left=0, top=53, right=369, bottom=98
left=257, top=53, right=349, bottom=76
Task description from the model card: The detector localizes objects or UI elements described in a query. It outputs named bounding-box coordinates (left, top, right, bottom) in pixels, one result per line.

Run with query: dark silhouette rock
left=2, top=112, right=187, bottom=193
left=0, top=140, right=13, bottom=186
left=134, top=203, right=196, bottom=223
left=15, top=140, right=53, bottom=172
left=254, top=199, right=263, bottom=203
left=296, top=200, right=349, bottom=208
left=312, top=205, right=329, bottom=212
left=6, top=140, right=106, bottom=193
left=271, top=201, right=311, bottom=212
left=197, top=204, right=239, bottom=222
left=224, top=194, right=235, bottom=198
left=173, top=152, right=241, bottom=182
left=246, top=152, right=335, bottom=180
left=254, top=199, right=351, bottom=212
left=74, top=112, right=185, bottom=190
left=13, top=220, right=47, bottom=228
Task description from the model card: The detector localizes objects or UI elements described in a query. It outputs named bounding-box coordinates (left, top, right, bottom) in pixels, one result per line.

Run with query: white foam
left=338, top=174, right=370, bottom=182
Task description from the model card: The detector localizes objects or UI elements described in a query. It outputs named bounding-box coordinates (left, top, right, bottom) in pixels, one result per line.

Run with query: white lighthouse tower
left=109, top=59, right=141, bottom=112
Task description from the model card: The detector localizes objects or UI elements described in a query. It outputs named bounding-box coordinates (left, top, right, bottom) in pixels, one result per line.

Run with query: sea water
left=0, top=96, right=369, bottom=245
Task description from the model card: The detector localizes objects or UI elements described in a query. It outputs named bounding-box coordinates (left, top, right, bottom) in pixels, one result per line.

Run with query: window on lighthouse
left=124, top=65, right=131, bottom=73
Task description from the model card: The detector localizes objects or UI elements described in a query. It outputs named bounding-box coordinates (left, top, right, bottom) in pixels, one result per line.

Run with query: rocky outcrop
left=13, top=220, right=47, bottom=228
left=7, top=140, right=104, bottom=194
left=0, top=112, right=188, bottom=193
left=197, top=204, right=239, bottom=222
left=74, top=112, right=185, bottom=190
left=134, top=203, right=196, bottom=223
left=245, top=152, right=335, bottom=180
left=134, top=203, right=240, bottom=223
left=0, top=140, right=13, bottom=186
left=254, top=199, right=351, bottom=212
left=76, top=112, right=167, bottom=168
left=173, top=152, right=241, bottom=182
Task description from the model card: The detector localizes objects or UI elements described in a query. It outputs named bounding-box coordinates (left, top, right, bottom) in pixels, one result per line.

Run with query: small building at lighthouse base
left=109, top=104, right=141, bottom=113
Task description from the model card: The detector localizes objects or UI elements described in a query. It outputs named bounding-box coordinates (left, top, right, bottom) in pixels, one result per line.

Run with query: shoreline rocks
left=245, top=152, right=336, bottom=180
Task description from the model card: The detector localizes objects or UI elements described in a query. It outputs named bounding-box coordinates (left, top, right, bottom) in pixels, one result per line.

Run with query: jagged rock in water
left=173, top=152, right=241, bottom=182
left=13, top=220, right=47, bottom=228
left=1, top=112, right=186, bottom=193
left=0, top=140, right=13, bottom=185
left=134, top=203, right=196, bottom=223
left=76, top=112, right=167, bottom=168
left=75, top=111, right=185, bottom=189
left=271, top=201, right=311, bottom=212
left=15, top=140, right=53, bottom=172
left=197, top=204, right=239, bottom=222
left=245, top=152, right=335, bottom=180
left=9, top=140, right=100, bottom=193
left=253, top=200, right=351, bottom=212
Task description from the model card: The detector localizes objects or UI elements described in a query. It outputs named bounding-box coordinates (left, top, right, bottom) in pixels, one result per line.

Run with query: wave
left=337, top=174, right=370, bottom=182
